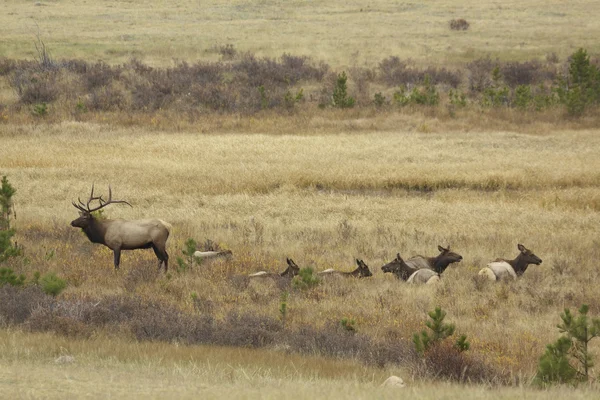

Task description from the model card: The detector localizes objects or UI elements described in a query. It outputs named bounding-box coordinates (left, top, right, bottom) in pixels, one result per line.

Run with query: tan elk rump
left=70, top=185, right=171, bottom=271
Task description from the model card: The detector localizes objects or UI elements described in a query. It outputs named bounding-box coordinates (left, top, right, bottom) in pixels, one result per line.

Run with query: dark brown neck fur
left=506, top=254, right=530, bottom=276
left=82, top=218, right=107, bottom=245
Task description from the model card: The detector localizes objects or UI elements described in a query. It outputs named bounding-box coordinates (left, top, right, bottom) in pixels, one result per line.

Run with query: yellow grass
left=1, top=0, right=599, bottom=67
left=1, top=122, right=600, bottom=383
left=2, top=329, right=599, bottom=399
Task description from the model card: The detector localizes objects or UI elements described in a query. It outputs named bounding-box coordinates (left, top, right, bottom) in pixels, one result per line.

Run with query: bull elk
left=318, top=259, right=373, bottom=278
left=70, top=185, right=172, bottom=272
left=478, top=244, right=542, bottom=281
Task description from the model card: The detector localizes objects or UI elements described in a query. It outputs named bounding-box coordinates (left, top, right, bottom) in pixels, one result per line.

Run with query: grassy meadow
left=2, top=0, right=600, bottom=398
left=2, top=0, right=600, bottom=67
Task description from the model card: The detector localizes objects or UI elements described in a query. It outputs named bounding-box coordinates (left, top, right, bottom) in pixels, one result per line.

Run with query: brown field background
left=1, top=0, right=600, bottom=397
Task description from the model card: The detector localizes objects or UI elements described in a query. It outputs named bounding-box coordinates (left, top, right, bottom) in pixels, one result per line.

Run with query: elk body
left=318, top=259, right=373, bottom=278
left=407, top=268, right=440, bottom=285
left=193, top=250, right=233, bottom=262
left=478, top=244, right=542, bottom=281
left=381, top=246, right=462, bottom=284
left=70, top=185, right=171, bottom=272
left=249, top=258, right=300, bottom=279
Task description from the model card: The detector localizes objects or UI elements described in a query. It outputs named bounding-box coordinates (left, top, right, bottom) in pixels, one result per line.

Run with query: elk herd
left=70, top=186, right=543, bottom=284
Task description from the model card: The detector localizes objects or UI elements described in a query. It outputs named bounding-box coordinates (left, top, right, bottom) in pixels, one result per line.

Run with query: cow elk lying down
left=478, top=244, right=542, bottom=281
left=70, top=185, right=172, bottom=272
left=318, top=259, right=373, bottom=278
left=193, top=250, right=233, bottom=262
left=249, top=258, right=300, bottom=279
left=381, top=246, right=462, bottom=283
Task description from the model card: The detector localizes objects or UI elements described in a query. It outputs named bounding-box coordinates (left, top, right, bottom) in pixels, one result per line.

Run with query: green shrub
left=258, top=85, right=269, bottom=109
left=448, top=89, right=467, bottom=108
left=332, top=71, right=355, bottom=108
left=482, top=66, right=510, bottom=107
left=514, top=85, right=533, bottom=110
left=536, top=336, right=577, bottom=385
left=292, top=267, right=320, bottom=290
left=393, top=76, right=439, bottom=107
left=535, top=304, right=600, bottom=386
left=283, top=88, right=303, bottom=110
left=39, top=272, right=67, bottom=296
left=176, top=238, right=199, bottom=273
left=555, top=48, right=600, bottom=116
left=533, top=84, right=557, bottom=111
left=373, top=92, right=387, bottom=107
left=340, top=317, right=356, bottom=333
left=0, top=176, right=20, bottom=263
left=32, top=102, right=48, bottom=117
left=0, top=268, right=26, bottom=287
left=413, top=306, right=469, bottom=355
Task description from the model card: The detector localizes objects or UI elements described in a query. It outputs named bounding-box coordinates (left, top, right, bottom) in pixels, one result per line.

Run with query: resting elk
left=318, top=259, right=373, bottom=278
left=249, top=258, right=300, bottom=279
left=70, top=185, right=172, bottom=272
left=381, top=246, right=462, bottom=284
left=193, top=250, right=233, bottom=262
left=478, top=244, right=542, bottom=281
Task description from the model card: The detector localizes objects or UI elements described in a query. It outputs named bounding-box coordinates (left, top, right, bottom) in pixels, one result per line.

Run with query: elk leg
left=113, top=248, right=121, bottom=270
left=152, top=245, right=169, bottom=273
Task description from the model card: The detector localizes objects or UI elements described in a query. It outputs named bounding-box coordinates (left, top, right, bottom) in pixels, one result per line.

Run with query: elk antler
left=72, top=185, right=133, bottom=213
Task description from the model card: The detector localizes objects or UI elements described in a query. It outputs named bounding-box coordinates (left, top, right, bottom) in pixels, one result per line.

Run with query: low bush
left=0, top=285, right=52, bottom=325
left=39, top=272, right=67, bottom=296
left=449, top=19, right=470, bottom=31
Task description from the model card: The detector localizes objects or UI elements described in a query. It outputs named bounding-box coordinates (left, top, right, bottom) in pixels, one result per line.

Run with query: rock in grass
left=380, top=375, right=406, bottom=388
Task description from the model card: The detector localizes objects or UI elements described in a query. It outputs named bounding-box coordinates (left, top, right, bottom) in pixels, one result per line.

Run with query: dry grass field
left=3, top=329, right=600, bottom=400
left=2, top=0, right=600, bottom=397
left=2, top=123, right=600, bottom=396
left=2, top=0, right=600, bottom=67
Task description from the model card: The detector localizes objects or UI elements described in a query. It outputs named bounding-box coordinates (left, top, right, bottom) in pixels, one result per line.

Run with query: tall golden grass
left=1, top=122, right=600, bottom=386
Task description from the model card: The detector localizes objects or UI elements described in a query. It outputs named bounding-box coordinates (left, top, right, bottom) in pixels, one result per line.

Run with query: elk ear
left=438, top=245, right=448, bottom=252
left=356, top=259, right=361, bottom=266
left=286, top=257, right=291, bottom=264
left=518, top=244, right=526, bottom=252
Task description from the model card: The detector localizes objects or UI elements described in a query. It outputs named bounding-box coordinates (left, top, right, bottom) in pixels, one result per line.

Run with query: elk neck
left=510, top=253, right=531, bottom=276
left=82, top=217, right=109, bottom=245
left=431, top=254, right=456, bottom=274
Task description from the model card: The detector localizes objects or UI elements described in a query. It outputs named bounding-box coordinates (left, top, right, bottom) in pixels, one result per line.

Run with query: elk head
left=282, top=258, right=300, bottom=277
left=356, top=259, right=373, bottom=277
left=381, top=253, right=408, bottom=274
left=517, top=244, right=542, bottom=265
left=434, top=245, right=463, bottom=273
